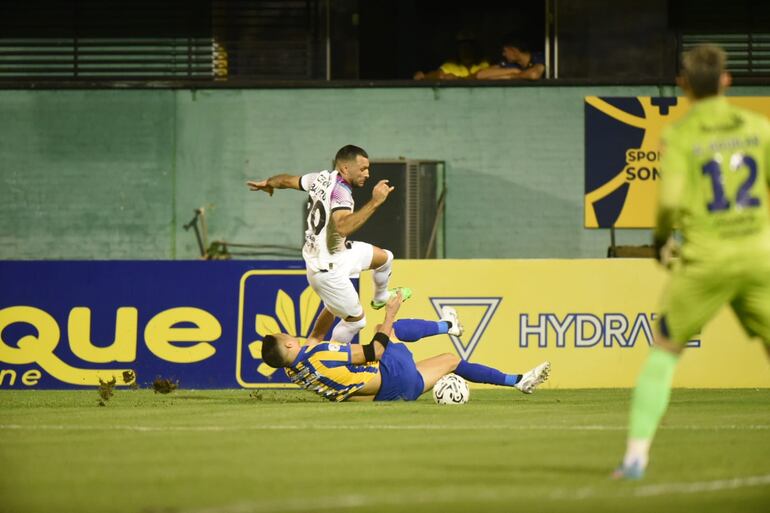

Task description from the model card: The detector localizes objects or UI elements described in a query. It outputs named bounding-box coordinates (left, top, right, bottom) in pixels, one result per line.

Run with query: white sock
left=372, top=250, right=393, bottom=303
left=331, top=317, right=367, bottom=344
left=623, top=438, right=651, bottom=469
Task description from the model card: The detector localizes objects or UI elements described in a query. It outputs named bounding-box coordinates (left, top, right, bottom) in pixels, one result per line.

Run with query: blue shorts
left=374, top=343, right=425, bottom=401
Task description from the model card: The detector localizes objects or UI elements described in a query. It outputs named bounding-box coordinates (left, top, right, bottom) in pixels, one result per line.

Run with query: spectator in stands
left=476, top=37, right=545, bottom=80
left=413, top=33, right=490, bottom=80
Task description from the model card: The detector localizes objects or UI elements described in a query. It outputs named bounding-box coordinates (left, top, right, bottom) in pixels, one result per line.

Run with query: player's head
left=501, top=37, right=531, bottom=64
left=455, top=30, right=481, bottom=68
left=260, top=333, right=300, bottom=368
left=334, top=145, right=370, bottom=187
left=678, top=44, right=731, bottom=100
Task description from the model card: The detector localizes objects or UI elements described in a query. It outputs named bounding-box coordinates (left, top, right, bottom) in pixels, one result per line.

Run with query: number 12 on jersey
left=702, top=154, right=760, bottom=212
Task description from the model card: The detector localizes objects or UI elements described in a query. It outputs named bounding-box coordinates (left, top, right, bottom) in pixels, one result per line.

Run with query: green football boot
left=370, top=287, right=413, bottom=310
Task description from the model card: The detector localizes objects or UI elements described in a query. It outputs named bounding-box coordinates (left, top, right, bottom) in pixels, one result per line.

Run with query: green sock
left=628, top=348, right=679, bottom=439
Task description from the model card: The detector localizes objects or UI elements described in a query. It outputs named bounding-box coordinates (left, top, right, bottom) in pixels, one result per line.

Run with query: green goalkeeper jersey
left=658, top=96, right=770, bottom=262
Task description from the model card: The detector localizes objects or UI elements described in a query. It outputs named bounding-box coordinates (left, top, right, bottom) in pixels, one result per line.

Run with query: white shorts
left=306, top=241, right=374, bottom=319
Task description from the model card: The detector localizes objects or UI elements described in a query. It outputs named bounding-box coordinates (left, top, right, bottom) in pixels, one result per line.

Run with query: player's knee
left=344, top=309, right=365, bottom=322
left=654, top=316, right=686, bottom=355
left=382, top=249, right=393, bottom=267
left=372, top=248, right=393, bottom=270
left=653, top=331, right=685, bottom=355
left=341, top=315, right=367, bottom=329
left=331, top=315, right=367, bottom=344
left=341, top=302, right=364, bottom=322
left=442, top=353, right=461, bottom=368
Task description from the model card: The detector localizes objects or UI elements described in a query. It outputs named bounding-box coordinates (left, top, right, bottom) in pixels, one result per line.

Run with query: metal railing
left=681, top=33, right=770, bottom=77
left=0, top=38, right=216, bottom=80
left=0, top=0, right=321, bottom=82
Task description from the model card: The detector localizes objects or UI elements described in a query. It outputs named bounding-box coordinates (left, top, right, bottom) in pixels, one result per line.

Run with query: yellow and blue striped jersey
left=285, top=342, right=379, bottom=402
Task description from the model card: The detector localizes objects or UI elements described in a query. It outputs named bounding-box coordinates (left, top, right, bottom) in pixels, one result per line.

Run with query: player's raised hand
left=658, top=236, right=680, bottom=270
left=372, top=179, right=395, bottom=205
left=386, top=290, right=403, bottom=315
left=246, top=179, right=274, bottom=196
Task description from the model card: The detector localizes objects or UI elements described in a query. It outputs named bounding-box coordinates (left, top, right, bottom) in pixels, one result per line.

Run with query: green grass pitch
left=1, top=389, right=768, bottom=513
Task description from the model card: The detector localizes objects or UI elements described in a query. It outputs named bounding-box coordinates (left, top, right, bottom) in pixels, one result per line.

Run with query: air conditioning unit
left=351, top=159, right=445, bottom=259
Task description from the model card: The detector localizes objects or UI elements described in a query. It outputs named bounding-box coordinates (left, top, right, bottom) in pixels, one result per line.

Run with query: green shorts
left=660, top=256, right=770, bottom=346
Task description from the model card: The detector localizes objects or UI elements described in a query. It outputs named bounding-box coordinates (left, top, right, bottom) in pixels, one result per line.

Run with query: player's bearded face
left=347, top=156, right=370, bottom=187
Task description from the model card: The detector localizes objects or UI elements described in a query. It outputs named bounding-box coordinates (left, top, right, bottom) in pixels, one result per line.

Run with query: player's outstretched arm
left=476, top=66, right=520, bottom=80
left=348, top=332, right=391, bottom=364
left=307, top=307, right=335, bottom=346
left=332, top=179, right=394, bottom=237
left=246, top=174, right=302, bottom=196
left=379, top=291, right=402, bottom=335
left=349, top=292, right=402, bottom=364
left=477, top=64, right=543, bottom=80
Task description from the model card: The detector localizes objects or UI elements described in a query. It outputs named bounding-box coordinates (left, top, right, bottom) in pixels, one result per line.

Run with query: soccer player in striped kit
left=261, top=291, right=550, bottom=402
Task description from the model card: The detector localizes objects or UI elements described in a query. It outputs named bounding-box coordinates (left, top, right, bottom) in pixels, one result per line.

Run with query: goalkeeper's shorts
left=659, top=254, right=770, bottom=345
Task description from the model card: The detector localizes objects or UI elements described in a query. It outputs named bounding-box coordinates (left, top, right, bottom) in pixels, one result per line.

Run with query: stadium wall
left=1, top=85, right=768, bottom=260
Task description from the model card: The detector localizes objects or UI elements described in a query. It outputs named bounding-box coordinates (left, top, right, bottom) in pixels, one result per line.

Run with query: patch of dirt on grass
left=122, top=370, right=139, bottom=389
left=97, top=377, right=116, bottom=406
left=152, top=377, right=179, bottom=394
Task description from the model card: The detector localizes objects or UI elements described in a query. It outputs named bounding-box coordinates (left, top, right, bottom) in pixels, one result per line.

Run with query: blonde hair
left=681, top=44, right=726, bottom=98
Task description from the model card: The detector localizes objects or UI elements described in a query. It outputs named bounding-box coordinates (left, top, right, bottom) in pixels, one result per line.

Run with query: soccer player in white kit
left=247, top=145, right=409, bottom=344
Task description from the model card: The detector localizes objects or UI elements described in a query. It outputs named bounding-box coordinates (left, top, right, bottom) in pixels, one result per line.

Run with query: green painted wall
left=1, top=85, right=768, bottom=259
left=0, top=91, right=176, bottom=259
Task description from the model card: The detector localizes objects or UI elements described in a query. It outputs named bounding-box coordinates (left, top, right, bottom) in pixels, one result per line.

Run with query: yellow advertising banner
left=584, top=96, right=770, bottom=228
left=360, top=260, right=770, bottom=388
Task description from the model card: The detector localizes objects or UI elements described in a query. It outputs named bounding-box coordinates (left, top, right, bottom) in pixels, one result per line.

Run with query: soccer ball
left=432, top=374, right=470, bottom=405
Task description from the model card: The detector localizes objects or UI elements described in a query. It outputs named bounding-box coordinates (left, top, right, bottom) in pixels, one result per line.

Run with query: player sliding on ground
left=247, top=145, right=410, bottom=347
left=614, top=44, right=770, bottom=480
left=260, top=292, right=550, bottom=402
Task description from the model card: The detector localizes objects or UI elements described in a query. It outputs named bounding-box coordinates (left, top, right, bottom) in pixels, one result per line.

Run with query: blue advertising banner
left=0, top=261, right=349, bottom=389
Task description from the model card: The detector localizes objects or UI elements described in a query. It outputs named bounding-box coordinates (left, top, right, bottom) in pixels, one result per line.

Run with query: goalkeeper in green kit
left=614, top=44, right=770, bottom=479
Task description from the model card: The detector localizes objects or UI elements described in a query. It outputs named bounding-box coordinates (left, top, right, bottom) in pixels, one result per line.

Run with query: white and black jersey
left=300, top=170, right=355, bottom=272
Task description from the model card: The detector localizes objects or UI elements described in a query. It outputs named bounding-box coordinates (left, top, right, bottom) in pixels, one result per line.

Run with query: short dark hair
left=260, top=335, right=285, bottom=368
left=334, top=145, right=368, bottom=168
left=501, top=36, right=532, bottom=54
left=681, top=44, right=725, bottom=99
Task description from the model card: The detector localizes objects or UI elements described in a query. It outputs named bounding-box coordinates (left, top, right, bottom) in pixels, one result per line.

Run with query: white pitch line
left=182, top=474, right=770, bottom=513
left=0, top=423, right=768, bottom=432
left=547, top=474, right=770, bottom=501
left=633, top=474, right=770, bottom=497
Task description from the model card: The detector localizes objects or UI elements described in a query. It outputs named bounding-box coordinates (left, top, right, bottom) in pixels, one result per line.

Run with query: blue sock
left=455, top=360, right=521, bottom=387
left=393, top=319, right=447, bottom=342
